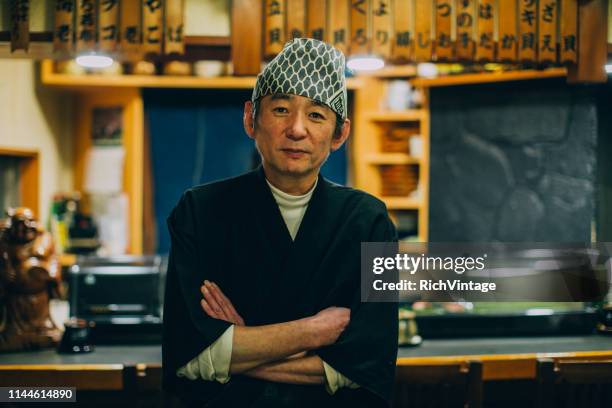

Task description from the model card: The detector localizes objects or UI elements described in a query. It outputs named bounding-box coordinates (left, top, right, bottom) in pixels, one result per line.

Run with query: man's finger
left=209, top=281, right=245, bottom=325
left=209, top=281, right=240, bottom=317
left=202, top=284, right=228, bottom=319
left=205, top=281, right=236, bottom=321
left=200, top=298, right=218, bottom=319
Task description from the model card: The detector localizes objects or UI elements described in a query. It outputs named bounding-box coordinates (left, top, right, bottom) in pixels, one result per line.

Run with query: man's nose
left=286, top=113, right=308, bottom=140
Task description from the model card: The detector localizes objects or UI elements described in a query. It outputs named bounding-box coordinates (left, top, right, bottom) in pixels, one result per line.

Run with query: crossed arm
left=199, top=280, right=350, bottom=384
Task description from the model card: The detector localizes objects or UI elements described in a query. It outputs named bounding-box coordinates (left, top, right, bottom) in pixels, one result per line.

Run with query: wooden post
left=165, top=0, right=185, bottom=55
left=98, top=0, right=119, bottom=54
left=350, top=0, right=371, bottom=55
left=53, top=0, right=74, bottom=54
left=414, top=0, right=433, bottom=62
left=371, top=0, right=392, bottom=60
left=568, top=0, right=607, bottom=83
left=328, top=0, right=350, bottom=54
left=232, top=0, right=263, bottom=75
left=264, top=0, right=285, bottom=59
left=392, top=0, right=414, bottom=62
left=435, top=0, right=454, bottom=61
left=142, top=0, right=164, bottom=55
left=287, top=0, right=306, bottom=39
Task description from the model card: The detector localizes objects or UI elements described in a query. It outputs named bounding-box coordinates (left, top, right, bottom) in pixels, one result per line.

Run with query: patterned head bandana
left=251, top=38, right=348, bottom=119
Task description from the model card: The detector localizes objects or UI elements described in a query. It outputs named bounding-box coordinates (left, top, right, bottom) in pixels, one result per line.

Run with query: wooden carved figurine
left=0, top=207, right=62, bottom=352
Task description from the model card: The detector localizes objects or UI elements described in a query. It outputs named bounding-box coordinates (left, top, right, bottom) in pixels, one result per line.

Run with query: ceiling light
left=347, top=56, right=385, bottom=72
left=76, top=54, right=114, bottom=69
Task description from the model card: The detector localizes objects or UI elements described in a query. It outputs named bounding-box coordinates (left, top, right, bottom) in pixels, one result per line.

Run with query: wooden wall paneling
left=328, top=0, right=350, bottom=54
left=264, top=0, right=286, bottom=58
left=518, top=0, right=538, bottom=63
left=498, top=0, right=518, bottom=62
left=232, top=0, right=263, bottom=75
left=165, top=0, right=185, bottom=55
left=435, top=0, right=454, bottom=61
left=53, top=0, right=74, bottom=54
left=287, top=0, right=306, bottom=39
left=73, top=89, right=144, bottom=255
left=559, top=0, right=577, bottom=64
left=142, top=0, right=164, bottom=55
left=414, top=0, right=433, bottom=61
left=98, top=0, right=119, bottom=54
left=454, top=0, right=476, bottom=60
left=476, top=0, right=496, bottom=61
left=371, top=0, right=393, bottom=60
left=568, top=0, right=608, bottom=82
left=76, top=0, right=96, bottom=52
left=392, top=0, right=413, bottom=62
left=307, top=0, right=327, bottom=41
left=350, top=0, right=371, bottom=55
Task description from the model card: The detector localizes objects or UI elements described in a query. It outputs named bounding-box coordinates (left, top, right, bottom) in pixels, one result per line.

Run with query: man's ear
left=330, top=118, right=351, bottom=152
left=244, top=101, right=255, bottom=139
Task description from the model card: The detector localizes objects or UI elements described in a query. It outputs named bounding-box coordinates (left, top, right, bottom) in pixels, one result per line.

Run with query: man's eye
left=273, top=107, right=288, bottom=113
left=309, top=112, right=325, bottom=120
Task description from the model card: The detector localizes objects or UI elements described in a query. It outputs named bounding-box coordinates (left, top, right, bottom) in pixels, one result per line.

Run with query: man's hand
left=307, top=307, right=351, bottom=349
left=200, top=280, right=245, bottom=326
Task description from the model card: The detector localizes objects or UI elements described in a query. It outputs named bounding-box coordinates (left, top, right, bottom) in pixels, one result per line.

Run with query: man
left=162, top=38, right=398, bottom=407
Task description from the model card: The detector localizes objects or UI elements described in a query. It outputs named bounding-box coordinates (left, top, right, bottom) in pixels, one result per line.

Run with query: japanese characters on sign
left=392, top=0, right=413, bottom=62
left=76, top=0, right=96, bottom=52
left=143, top=0, right=163, bottom=54
left=415, top=0, right=433, bottom=62
left=11, top=0, right=30, bottom=52
left=54, top=0, right=74, bottom=53
left=455, top=0, right=476, bottom=60
left=518, top=0, right=538, bottom=62
left=498, top=0, right=518, bottom=61
left=287, top=0, right=306, bottom=40
left=476, top=0, right=495, bottom=61
left=307, top=0, right=326, bottom=42
left=350, top=0, right=370, bottom=55
left=328, top=0, right=350, bottom=54
left=435, top=0, right=453, bottom=61
left=372, top=0, right=392, bottom=59
left=265, top=0, right=286, bottom=58
left=166, top=0, right=185, bottom=54
left=98, top=0, right=119, bottom=53
left=560, top=0, right=577, bottom=64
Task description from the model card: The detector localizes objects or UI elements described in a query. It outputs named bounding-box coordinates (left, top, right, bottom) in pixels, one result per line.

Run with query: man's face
left=244, top=93, right=349, bottom=181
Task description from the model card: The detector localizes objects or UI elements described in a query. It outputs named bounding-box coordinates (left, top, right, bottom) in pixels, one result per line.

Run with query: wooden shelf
left=411, top=68, right=567, bottom=88
left=366, top=110, right=425, bottom=122
left=355, top=65, right=417, bottom=78
left=365, top=153, right=421, bottom=165
left=41, top=60, right=363, bottom=90
left=382, top=197, right=422, bottom=210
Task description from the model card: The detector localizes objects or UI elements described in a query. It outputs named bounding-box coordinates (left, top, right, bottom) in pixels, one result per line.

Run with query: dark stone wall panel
left=429, top=79, right=596, bottom=242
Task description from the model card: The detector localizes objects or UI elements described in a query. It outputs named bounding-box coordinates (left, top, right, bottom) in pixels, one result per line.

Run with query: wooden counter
left=1, top=335, right=610, bottom=389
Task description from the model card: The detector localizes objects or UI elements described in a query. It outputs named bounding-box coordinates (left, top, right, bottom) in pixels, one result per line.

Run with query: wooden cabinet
left=353, top=72, right=430, bottom=242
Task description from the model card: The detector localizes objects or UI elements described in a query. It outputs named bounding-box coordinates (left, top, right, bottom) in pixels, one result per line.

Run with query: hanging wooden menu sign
left=120, top=0, right=142, bottom=55
left=518, top=0, right=537, bottom=62
left=350, top=0, right=370, bottom=55
left=328, top=0, right=350, bottom=54
left=476, top=0, right=495, bottom=61
left=538, top=0, right=557, bottom=64
left=54, top=0, right=74, bottom=53
left=392, top=0, right=413, bottom=62
left=10, top=0, right=29, bottom=52
left=307, top=0, right=326, bottom=41
left=232, top=0, right=262, bottom=75
left=98, top=0, right=119, bottom=53
left=435, top=0, right=453, bottom=61
left=165, top=0, right=185, bottom=54
left=497, top=0, right=518, bottom=62
left=143, top=0, right=164, bottom=54
left=560, top=0, right=577, bottom=64
left=455, top=0, right=475, bottom=61
left=264, top=0, right=286, bottom=58
left=76, top=0, right=96, bottom=52
left=414, top=0, right=433, bottom=62
left=287, top=0, right=306, bottom=39
left=371, top=0, right=392, bottom=59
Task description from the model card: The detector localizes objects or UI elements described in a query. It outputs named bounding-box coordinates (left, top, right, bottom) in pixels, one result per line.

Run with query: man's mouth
left=281, top=148, right=309, bottom=158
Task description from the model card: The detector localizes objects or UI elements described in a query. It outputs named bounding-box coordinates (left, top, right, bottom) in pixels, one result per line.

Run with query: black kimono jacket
left=162, top=166, right=398, bottom=408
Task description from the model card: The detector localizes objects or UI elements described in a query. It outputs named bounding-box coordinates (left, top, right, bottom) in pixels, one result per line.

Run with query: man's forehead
left=266, top=93, right=330, bottom=108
